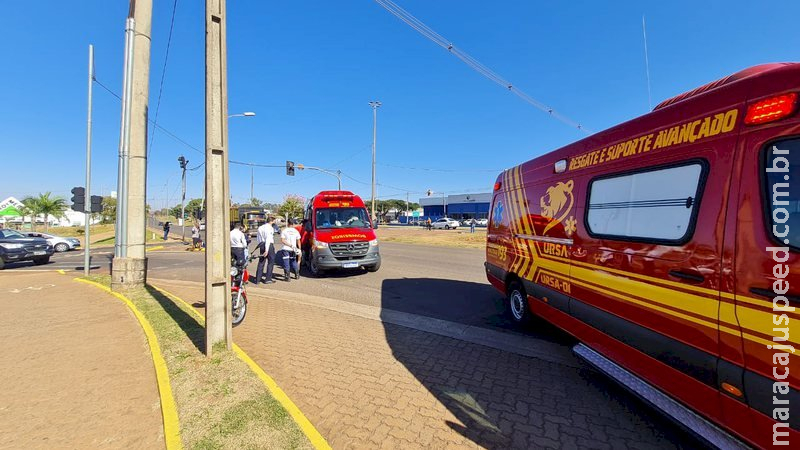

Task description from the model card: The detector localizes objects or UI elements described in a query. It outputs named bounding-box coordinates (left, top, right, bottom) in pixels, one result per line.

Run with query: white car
left=25, top=232, right=80, bottom=253
left=476, top=218, right=488, bottom=226
left=432, top=218, right=460, bottom=230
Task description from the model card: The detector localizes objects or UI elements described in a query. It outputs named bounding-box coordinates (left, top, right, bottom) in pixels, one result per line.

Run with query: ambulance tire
left=507, top=280, right=532, bottom=324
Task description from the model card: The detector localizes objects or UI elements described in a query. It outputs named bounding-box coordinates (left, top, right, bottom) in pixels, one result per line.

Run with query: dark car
left=0, top=229, right=54, bottom=269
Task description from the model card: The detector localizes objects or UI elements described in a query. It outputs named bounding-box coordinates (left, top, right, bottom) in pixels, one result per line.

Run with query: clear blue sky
left=2, top=1, right=798, bottom=208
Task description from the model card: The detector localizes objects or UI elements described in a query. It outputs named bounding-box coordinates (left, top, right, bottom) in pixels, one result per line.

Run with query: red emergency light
left=744, top=92, right=797, bottom=125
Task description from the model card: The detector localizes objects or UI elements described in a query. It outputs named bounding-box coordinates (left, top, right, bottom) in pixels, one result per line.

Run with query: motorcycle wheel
left=231, top=289, right=248, bottom=327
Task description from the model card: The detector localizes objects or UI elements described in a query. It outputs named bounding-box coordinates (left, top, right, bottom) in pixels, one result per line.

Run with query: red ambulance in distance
left=301, top=191, right=381, bottom=276
left=486, top=63, right=799, bottom=448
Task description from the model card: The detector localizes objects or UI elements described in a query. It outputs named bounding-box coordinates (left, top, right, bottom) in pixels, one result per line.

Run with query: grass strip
left=85, top=275, right=312, bottom=450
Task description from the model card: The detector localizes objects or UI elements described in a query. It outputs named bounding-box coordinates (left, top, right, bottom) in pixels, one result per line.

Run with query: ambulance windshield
left=316, top=208, right=371, bottom=229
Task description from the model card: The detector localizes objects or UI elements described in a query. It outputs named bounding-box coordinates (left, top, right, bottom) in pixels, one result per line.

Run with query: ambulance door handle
left=750, top=287, right=800, bottom=306
left=668, top=269, right=705, bottom=284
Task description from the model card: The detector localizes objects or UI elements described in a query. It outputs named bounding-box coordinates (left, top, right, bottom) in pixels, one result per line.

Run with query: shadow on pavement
left=381, top=278, right=705, bottom=449
left=144, top=284, right=204, bottom=354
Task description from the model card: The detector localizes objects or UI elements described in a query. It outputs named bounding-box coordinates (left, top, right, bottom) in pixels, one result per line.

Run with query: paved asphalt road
left=149, top=242, right=572, bottom=345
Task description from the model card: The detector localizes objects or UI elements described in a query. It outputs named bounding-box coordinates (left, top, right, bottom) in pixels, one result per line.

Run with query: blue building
left=419, top=193, right=491, bottom=220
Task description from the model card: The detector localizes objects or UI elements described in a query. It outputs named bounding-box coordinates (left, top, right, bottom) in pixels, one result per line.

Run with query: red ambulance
left=301, top=191, right=381, bottom=276
left=485, top=63, right=799, bottom=448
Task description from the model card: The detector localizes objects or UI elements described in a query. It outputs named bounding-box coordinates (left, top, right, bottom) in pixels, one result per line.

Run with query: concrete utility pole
left=205, top=0, right=233, bottom=355
left=84, top=45, right=94, bottom=277
left=113, top=0, right=152, bottom=290
left=369, top=101, right=381, bottom=226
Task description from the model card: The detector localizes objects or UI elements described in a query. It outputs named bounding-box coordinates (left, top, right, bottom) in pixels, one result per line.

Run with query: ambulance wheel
left=507, top=280, right=531, bottom=324
left=308, top=252, right=325, bottom=277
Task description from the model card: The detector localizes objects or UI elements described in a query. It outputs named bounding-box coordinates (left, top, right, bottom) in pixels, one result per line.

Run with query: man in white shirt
left=278, top=218, right=301, bottom=281
left=255, top=217, right=276, bottom=285
left=230, top=222, right=248, bottom=266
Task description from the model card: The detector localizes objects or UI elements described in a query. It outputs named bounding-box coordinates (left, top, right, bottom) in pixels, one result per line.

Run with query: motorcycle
left=230, top=254, right=256, bottom=327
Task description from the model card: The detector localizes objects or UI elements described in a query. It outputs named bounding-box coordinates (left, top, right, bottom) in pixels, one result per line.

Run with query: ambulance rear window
left=586, top=161, right=707, bottom=244
left=764, top=138, right=800, bottom=250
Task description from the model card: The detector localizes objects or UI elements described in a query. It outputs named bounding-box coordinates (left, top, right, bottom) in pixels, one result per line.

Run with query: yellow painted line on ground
left=150, top=284, right=332, bottom=450
left=75, top=278, right=182, bottom=450
left=57, top=269, right=66, bottom=275
left=148, top=245, right=165, bottom=252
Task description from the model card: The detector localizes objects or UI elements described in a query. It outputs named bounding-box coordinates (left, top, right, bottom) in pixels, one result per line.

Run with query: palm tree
left=25, top=193, right=67, bottom=232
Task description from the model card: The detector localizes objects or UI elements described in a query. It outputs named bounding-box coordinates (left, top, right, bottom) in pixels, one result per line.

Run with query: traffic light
left=90, top=195, right=103, bottom=213
left=178, top=155, right=188, bottom=169
left=71, top=187, right=85, bottom=212
left=286, top=160, right=295, bottom=176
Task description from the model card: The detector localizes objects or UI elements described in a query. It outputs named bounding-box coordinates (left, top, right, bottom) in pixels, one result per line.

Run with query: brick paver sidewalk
left=154, top=280, right=697, bottom=450
left=0, top=273, right=164, bottom=449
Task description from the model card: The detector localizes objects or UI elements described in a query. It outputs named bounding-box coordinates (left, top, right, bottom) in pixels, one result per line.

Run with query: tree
left=101, top=196, right=117, bottom=223
left=249, top=197, right=262, bottom=207
left=278, top=194, right=305, bottom=220
left=23, top=192, right=67, bottom=232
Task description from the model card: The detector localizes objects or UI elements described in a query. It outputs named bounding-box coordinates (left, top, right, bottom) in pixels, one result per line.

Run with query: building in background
left=419, top=193, right=491, bottom=220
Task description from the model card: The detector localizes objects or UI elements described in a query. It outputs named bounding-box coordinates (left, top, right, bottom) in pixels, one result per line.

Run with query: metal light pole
left=295, top=165, right=342, bottom=189
left=369, top=101, right=381, bottom=226
left=178, top=155, right=188, bottom=242
left=84, top=45, right=94, bottom=276
left=114, top=17, right=135, bottom=259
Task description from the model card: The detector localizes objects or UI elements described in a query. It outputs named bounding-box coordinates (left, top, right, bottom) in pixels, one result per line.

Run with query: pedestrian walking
left=191, top=222, right=201, bottom=249
left=162, top=221, right=171, bottom=240
left=230, top=222, right=248, bottom=266
left=277, top=218, right=301, bottom=281
left=470, top=218, right=476, bottom=234
left=426, top=217, right=432, bottom=231
left=255, top=217, right=276, bottom=285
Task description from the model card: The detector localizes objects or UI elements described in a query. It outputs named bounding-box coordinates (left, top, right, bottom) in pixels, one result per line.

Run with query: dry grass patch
left=376, top=226, right=487, bottom=249
left=87, top=275, right=312, bottom=450
left=43, top=224, right=116, bottom=237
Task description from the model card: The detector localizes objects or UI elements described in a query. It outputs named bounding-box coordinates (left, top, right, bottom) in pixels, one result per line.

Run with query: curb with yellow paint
left=75, top=278, right=182, bottom=450
left=149, top=284, right=332, bottom=450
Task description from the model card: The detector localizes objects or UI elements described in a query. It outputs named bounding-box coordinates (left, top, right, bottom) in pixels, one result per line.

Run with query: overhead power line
left=374, top=0, right=590, bottom=134
left=380, top=163, right=502, bottom=173
left=148, top=0, right=180, bottom=159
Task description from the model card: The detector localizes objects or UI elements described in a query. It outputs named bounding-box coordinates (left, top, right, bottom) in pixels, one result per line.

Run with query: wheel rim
left=55, top=243, right=68, bottom=252
left=510, top=289, right=525, bottom=321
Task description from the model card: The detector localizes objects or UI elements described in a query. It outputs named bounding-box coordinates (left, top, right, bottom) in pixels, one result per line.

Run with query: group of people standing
left=230, top=217, right=303, bottom=285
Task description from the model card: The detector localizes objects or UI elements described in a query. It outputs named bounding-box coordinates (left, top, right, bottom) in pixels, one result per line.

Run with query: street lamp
left=228, top=111, right=257, bottom=199
left=228, top=111, right=256, bottom=118
left=369, top=101, right=381, bottom=226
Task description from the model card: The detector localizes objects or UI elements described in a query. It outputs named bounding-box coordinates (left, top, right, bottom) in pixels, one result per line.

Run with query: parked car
left=432, top=218, right=460, bottom=230
left=25, top=232, right=80, bottom=252
left=0, top=229, right=54, bottom=269
left=476, top=218, right=488, bottom=226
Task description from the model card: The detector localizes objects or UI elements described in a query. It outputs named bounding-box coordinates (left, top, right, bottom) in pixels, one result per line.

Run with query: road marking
left=57, top=269, right=66, bottom=275
left=75, top=278, right=183, bottom=450
left=148, top=246, right=165, bottom=252
left=149, top=284, right=331, bottom=450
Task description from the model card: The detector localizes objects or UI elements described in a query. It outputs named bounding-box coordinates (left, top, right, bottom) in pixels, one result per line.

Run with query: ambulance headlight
left=369, top=239, right=378, bottom=247
left=314, top=239, right=328, bottom=249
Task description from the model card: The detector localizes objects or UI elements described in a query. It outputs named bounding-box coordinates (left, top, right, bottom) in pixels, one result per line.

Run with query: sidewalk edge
left=75, top=278, right=182, bottom=450
left=149, top=284, right=332, bottom=450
